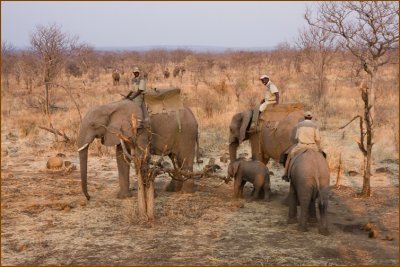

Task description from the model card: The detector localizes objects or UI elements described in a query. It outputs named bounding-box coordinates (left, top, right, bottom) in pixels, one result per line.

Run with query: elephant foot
left=319, top=228, right=330, bottom=236
left=282, top=195, right=290, bottom=206
left=166, top=180, right=183, bottom=192
left=298, top=225, right=308, bottom=232
left=308, top=217, right=318, bottom=223
left=181, top=180, right=195, bottom=193
left=117, top=191, right=133, bottom=199
left=287, top=217, right=298, bottom=224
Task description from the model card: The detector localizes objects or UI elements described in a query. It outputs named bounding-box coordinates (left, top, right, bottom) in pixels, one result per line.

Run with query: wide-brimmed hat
left=133, top=67, right=140, bottom=73
left=259, top=74, right=270, bottom=80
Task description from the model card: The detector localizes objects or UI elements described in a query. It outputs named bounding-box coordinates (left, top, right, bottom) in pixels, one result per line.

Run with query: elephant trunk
left=79, top=146, right=91, bottom=200
left=229, top=141, right=239, bottom=163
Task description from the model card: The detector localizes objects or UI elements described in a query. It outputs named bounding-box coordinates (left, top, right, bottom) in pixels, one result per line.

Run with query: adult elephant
left=229, top=107, right=304, bottom=164
left=77, top=98, right=199, bottom=200
left=287, top=149, right=330, bottom=235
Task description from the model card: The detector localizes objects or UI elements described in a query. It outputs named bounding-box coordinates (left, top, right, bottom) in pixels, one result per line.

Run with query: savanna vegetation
left=1, top=2, right=398, bottom=265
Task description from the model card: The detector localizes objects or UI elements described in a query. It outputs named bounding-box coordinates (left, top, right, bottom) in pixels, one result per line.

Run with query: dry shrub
left=241, top=90, right=260, bottom=110
left=199, top=89, right=225, bottom=118
left=324, top=144, right=341, bottom=171
left=210, top=79, right=230, bottom=95
left=2, top=48, right=398, bottom=173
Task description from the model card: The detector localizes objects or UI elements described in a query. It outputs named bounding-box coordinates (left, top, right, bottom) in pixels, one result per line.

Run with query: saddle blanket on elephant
left=287, top=148, right=309, bottom=178
left=259, top=103, right=304, bottom=125
left=144, top=87, right=184, bottom=115
left=287, top=147, right=326, bottom=179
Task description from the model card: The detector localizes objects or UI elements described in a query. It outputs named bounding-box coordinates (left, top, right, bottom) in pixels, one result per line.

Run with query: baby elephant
left=227, top=159, right=271, bottom=201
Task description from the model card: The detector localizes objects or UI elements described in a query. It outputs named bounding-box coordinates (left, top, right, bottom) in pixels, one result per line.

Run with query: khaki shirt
left=264, top=81, right=279, bottom=103
left=131, top=76, right=147, bottom=92
left=295, top=119, right=321, bottom=146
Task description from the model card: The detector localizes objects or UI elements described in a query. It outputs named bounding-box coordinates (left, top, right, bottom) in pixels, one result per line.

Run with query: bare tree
left=15, top=51, right=41, bottom=93
left=30, top=23, right=79, bottom=117
left=296, top=25, right=337, bottom=101
left=233, top=78, right=248, bottom=111
left=306, top=1, right=399, bottom=197
left=1, top=41, right=15, bottom=91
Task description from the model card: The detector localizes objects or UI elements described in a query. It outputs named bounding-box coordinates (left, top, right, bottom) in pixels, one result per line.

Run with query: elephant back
left=144, top=87, right=184, bottom=115
left=260, top=103, right=304, bottom=123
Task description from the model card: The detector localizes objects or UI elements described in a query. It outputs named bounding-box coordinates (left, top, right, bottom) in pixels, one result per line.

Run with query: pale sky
left=1, top=1, right=309, bottom=49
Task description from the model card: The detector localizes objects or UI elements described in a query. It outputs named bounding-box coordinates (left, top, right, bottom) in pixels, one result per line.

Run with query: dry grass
left=2, top=49, right=398, bottom=161
left=1, top=49, right=399, bottom=265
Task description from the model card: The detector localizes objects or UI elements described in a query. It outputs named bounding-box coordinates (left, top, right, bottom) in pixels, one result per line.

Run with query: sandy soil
left=1, top=133, right=399, bottom=266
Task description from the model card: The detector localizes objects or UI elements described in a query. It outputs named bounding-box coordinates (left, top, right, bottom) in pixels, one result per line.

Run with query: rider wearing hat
left=126, top=67, right=150, bottom=127
left=249, top=74, right=280, bottom=131
left=126, top=67, right=147, bottom=101
left=282, top=111, right=321, bottom=181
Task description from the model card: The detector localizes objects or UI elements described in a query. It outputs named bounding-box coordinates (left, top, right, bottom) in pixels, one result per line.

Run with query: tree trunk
left=45, top=83, right=50, bottom=115
left=136, top=166, right=147, bottom=221
left=145, top=179, right=154, bottom=222
left=360, top=72, right=375, bottom=197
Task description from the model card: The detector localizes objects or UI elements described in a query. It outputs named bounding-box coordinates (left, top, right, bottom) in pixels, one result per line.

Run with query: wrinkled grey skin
left=77, top=99, right=199, bottom=200
left=227, top=159, right=271, bottom=201
left=229, top=110, right=304, bottom=164
left=287, top=149, right=330, bottom=235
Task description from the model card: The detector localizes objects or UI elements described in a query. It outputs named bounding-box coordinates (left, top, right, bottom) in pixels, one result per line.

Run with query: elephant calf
left=227, top=159, right=271, bottom=201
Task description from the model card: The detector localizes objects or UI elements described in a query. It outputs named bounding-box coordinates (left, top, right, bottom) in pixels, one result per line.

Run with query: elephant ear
left=239, top=110, right=252, bottom=143
left=103, top=101, right=143, bottom=146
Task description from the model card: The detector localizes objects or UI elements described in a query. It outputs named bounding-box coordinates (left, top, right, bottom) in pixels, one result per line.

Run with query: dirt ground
left=1, top=133, right=399, bottom=266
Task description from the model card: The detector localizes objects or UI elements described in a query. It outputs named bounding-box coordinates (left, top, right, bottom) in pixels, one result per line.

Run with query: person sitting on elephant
left=249, top=74, right=280, bottom=131
left=282, top=111, right=321, bottom=182
left=126, top=67, right=150, bottom=127
left=126, top=67, right=147, bottom=101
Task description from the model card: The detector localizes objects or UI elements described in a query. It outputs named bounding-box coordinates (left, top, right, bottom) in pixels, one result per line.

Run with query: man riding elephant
left=126, top=67, right=150, bottom=127
left=282, top=111, right=321, bottom=182
left=249, top=74, right=280, bottom=132
left=126, top=67, right=147, bottom=102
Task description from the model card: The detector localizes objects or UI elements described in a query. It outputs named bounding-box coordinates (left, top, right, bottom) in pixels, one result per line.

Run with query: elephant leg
left=298, top=197, right=310, bottom=232
left=250, top=186, right=261, bottom=201
left=308, top=199, right=318, bottom=223
left=318, top=191, right=330, bottom=235
left=239, top=180, right=246, bottom=198
left=179, top=154, right=195, bottom=193
left=233, top=178, right=241, bottom=198
left=116, top=144, right=132, bottom=199
left=287, top=184, right=298, bottom=224
left=264, top=176, right=271, bottom=201
left=166, top=155, right=182, bottom=192
left=251, top=187, right=255, bottom=196
left=181, top=179, right=195, bottom=193
left=258, top=187, right=265, bottom=199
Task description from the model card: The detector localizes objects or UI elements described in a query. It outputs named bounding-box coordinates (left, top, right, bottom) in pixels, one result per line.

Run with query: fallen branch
left=38, top=126, right=70, bottom=142
left=339, top=115, right=361, bottom=130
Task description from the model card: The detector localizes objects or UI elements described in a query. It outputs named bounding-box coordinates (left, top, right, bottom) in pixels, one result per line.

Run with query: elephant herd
left=78, top=96, right=330, bottom=235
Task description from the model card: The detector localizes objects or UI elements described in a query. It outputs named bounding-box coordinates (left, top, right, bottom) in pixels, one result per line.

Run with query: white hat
left=304, top=111, right=313, bottom=118
left=133, top=67, right=140, bottom=73
left=259, top=75, right=270, bottom=80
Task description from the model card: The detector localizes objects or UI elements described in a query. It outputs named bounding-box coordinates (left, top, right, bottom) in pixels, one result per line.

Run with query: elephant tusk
left=77, top=143, right=89, bottom=152
left=120, top=139, right=133, bottom=161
